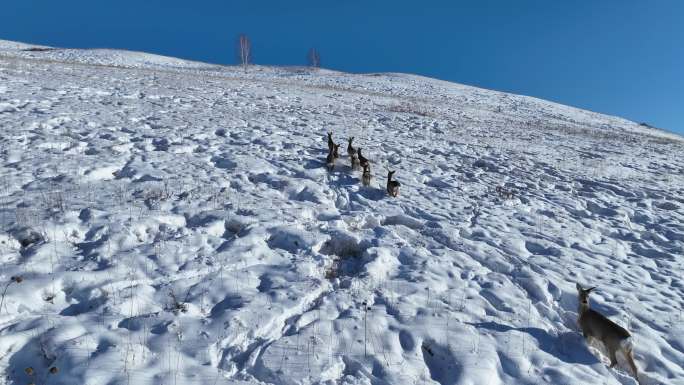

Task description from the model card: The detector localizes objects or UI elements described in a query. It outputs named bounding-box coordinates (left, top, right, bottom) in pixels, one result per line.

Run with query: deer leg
left=608, top=347, right=618, bottom=368
left=624, top=348, right=639, bottom=381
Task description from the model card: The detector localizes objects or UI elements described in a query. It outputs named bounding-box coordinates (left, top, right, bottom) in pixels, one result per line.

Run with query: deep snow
left=0, top=40, right=683, bottom=385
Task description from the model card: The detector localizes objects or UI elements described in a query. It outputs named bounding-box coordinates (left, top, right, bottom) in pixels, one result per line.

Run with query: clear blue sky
left=2, top=1, right=682, bottom=134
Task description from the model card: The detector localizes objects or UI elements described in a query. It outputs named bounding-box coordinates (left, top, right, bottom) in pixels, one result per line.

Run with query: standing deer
left=348, top=138, right=360, bottom=170
left=362, top=164, right=371, bottom=186
left=386, top=170, right=400, bottom=197
left=327, top=132, right=334, bottom=153
left=332, top=144, right=341, bottom=159
left=347, top=137, right=355, bottom=157
left=326, top=147, right=335, bottom=172
left=357, top=148, right=369, bottom=169
left=576, top=284, right=640, bottom=383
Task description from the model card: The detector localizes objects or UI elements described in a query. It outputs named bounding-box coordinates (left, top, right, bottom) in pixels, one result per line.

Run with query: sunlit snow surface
left=1, top=40, right=683, bottom=385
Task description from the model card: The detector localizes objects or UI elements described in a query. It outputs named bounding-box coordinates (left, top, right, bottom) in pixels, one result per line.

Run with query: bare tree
left=237, top=34, right=251, bottom=72
left=307, top=47, right=320, bottom=69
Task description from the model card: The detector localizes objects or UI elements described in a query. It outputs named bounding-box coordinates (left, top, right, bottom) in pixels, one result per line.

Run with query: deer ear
left=576, top=283, right=583, bottom=291
left=587, top=287, right=596, bottom=293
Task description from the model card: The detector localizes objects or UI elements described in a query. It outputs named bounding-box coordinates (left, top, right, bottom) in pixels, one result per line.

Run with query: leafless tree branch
left=307, top=47, right=320, bottom=69
left=237, top=34, right=251, bottom=72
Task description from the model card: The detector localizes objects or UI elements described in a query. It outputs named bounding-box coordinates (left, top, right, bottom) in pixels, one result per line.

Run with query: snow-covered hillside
left=0, top=40, right=683, bottom=385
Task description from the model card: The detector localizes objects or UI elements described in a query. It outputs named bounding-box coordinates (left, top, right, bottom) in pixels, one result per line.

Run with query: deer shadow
left=467, top=321, right=599, bottom=365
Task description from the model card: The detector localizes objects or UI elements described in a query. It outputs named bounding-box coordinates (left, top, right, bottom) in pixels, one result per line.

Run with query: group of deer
left=326, top=132, right=400, bottom=197
left=328, top=133, right=639, bottom=381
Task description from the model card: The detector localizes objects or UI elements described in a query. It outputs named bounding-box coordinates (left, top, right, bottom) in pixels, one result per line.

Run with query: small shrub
left=388, top=102, right=433, bottom=117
